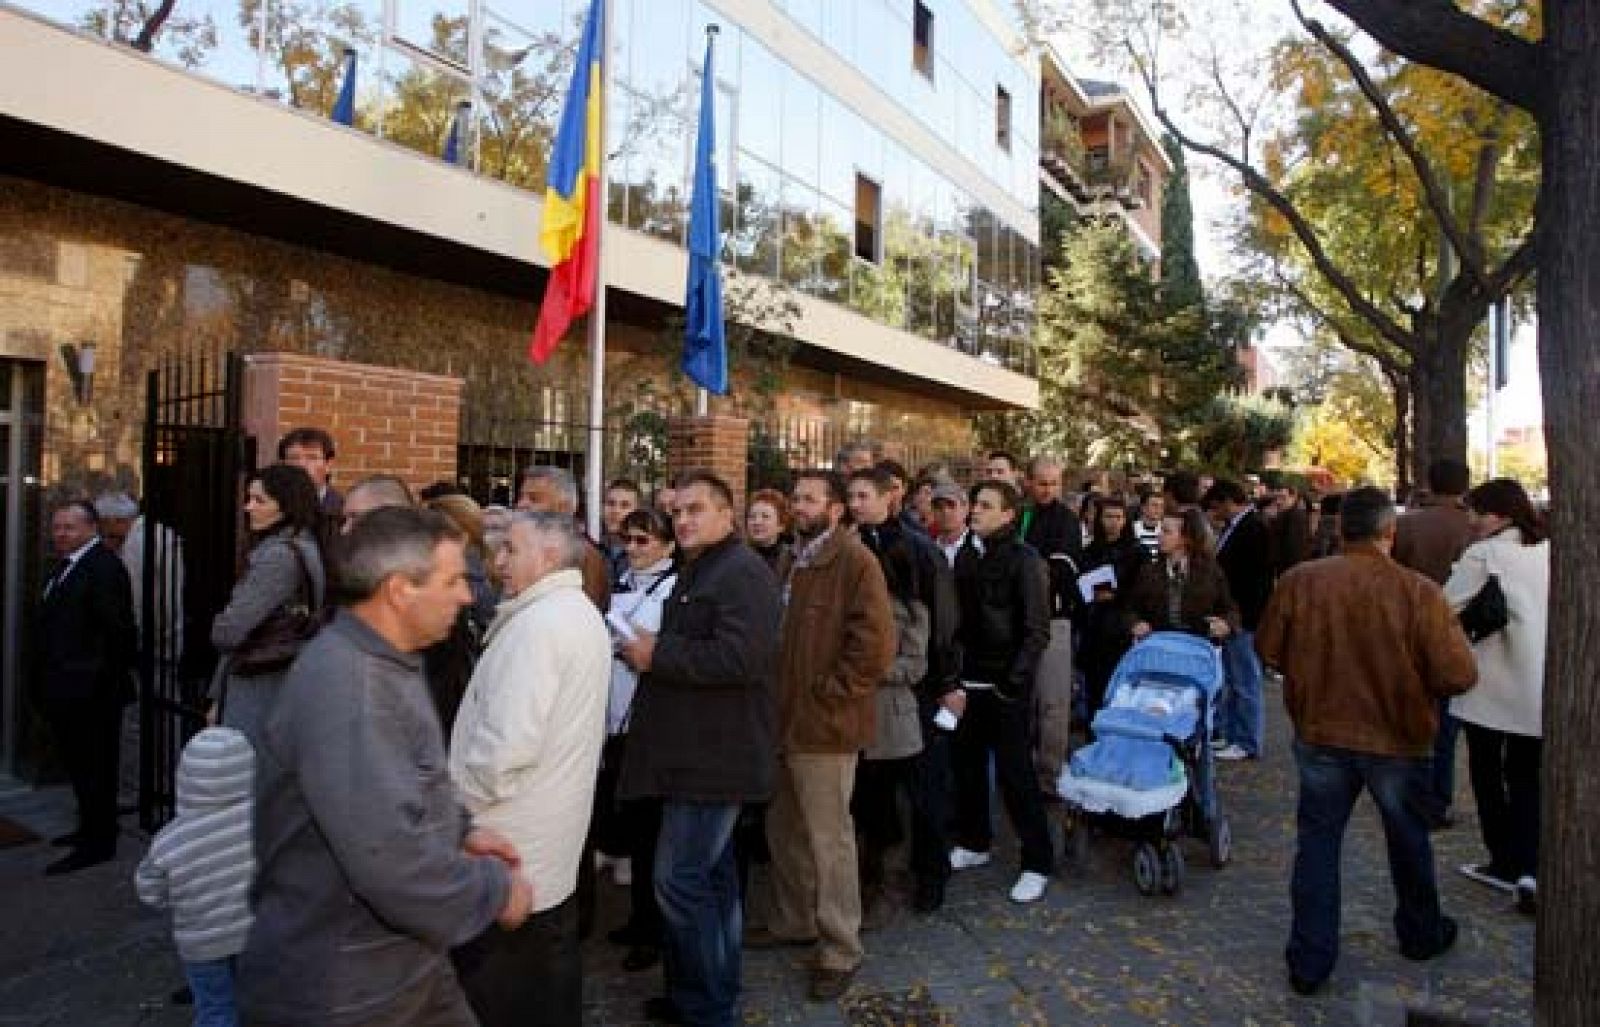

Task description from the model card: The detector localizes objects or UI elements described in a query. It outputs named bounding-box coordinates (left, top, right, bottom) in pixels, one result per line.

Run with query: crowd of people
left=32, top=425, right=1551, bottom=1025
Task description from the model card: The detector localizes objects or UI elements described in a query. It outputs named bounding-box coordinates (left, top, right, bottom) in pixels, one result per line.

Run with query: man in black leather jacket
left=949, top=481, right=1054, bottom=904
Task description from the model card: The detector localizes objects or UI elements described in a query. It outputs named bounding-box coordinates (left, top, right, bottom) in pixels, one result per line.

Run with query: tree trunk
left=1408, top=304, right=1475, bottom=487
left=1389, top=370, right=1411, bottom=499
left=1536, top=3, right=1600, bottom=1022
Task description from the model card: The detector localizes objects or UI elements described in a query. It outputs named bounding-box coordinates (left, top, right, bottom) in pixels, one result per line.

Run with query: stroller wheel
left=1208, top=815, right=1233, bottom=868
left=1161, top=844, right=1185, bottom=896
left=1064, top=820, right=1091, bottom=868
left=1133, top=843, right=1161, bottom=896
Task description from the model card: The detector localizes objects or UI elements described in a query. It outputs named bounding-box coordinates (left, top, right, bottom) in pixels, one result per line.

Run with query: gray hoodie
left=135, top=726, right=256, bottom=962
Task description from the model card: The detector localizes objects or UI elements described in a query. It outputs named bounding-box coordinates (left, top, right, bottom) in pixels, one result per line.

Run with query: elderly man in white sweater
left=449, top=511, right=612, bottom=1027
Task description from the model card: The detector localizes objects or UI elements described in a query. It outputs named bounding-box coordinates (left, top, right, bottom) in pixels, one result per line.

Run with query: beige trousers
left=764, top=752, right=863, bottom=971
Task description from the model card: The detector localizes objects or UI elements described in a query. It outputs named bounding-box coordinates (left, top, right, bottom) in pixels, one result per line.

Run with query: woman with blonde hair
left=426, top=493, right=497, bottom=628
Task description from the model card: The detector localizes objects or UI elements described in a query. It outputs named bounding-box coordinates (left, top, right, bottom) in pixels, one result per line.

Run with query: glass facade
left=14, top=0, right=1039, bottom=374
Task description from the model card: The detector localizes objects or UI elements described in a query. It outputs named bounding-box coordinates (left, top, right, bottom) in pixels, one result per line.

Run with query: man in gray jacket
left=240, top=507, right=532, bottom=1026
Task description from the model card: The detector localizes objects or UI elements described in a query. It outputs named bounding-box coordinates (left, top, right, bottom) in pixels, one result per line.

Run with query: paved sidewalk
left=0, top=688, right=1534, bottom=1025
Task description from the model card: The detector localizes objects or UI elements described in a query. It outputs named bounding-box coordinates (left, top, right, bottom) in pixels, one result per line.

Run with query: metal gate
left=138, top=353, right=252, bottom=830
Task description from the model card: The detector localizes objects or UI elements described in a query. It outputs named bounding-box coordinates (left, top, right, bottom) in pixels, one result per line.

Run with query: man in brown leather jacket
left=1256, top=487, right=1477, bottom=997
left=753, top=470, right=895, bottom=1003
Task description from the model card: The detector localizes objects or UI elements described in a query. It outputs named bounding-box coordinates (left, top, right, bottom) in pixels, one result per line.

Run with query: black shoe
left=1427, top=808, right=1456, bottom=831
left=45, top=847, right=115, bottom=876
left=643, top=996, right=684, bottom=1024
left=1401, top=916, right=1459, bottom=961
left=1288, top=971, right=1325, bottom=996
left=169, top=985, right=193, bottom=1006
left=622, top=944, right=661, bottom=972
left=50, top=830, right=82, bottom=848
left=911, top=879, right=946, bottom=914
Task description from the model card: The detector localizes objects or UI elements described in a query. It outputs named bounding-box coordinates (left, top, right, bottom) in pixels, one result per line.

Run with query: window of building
left=912, top=2, right=934, bottom=79
left=996, top=86, right=1012, bottom=151
left=854, top=174, right=882, bottom=263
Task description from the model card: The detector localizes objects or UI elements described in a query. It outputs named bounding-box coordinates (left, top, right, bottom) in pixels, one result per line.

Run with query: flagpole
left=584, top=0, right=611, bottom=541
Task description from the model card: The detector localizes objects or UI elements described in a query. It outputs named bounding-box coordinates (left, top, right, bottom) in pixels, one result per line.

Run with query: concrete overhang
left=0, top=6, right=1038, bottom=410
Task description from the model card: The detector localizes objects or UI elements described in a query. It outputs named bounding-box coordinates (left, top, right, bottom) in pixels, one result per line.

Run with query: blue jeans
left=184, top=957, right=238, bottom=1027
left=655, top=801, right=743, bottom=1027
left=1220, top=631, right=1264, bottom=757
left=1287, top=741, right=1449, bottom=983
left=1428, top=698, right=1460, bottom=819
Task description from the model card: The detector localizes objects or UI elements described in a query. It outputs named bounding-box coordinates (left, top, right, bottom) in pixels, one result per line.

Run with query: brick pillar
left=666, top=414, right=750, bottom=512
left=241, top=352, right=463, bottom=495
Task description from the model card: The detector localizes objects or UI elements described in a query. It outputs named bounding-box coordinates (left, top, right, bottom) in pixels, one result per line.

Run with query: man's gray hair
left=93, top=491, right=139, bottom=520
left=340, top=507, right=463, bottom=603
left=520, top=466, right=579, bottom=513
left=346, top=474, right=416, bottom=509
left=510, top=510, right=587, bottom=571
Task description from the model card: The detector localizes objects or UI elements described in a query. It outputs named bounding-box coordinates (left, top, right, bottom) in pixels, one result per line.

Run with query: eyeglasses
left=623, top=533, right=656, bottom=547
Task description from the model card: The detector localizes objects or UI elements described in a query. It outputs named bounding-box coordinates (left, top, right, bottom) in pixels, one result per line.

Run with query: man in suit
left=38, top=499, right=138, bottom=875
left=1204, top=479, right=1274, bottom=761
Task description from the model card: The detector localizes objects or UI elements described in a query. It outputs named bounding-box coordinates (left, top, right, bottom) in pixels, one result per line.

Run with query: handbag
left=231, top=540, right=321, bottom=677
left=1458, top=573, right=1508, bottom=643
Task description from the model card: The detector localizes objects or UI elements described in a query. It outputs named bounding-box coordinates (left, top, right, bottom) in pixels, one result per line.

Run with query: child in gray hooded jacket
left=136, top=726, right=255, bottom=1027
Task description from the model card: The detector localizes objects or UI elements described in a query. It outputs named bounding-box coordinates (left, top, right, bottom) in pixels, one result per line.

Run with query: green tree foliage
left=1021, top=218, right=1240, bottom=468
left=1158, top=133, right=1203, bottom=311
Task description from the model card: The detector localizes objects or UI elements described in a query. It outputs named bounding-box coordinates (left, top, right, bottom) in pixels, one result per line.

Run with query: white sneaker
left=1009, top=871, right=1049, bottom=904
left=949, top=847, right=991, bottom=870
left=1215, top=744, right=1252, bottom=761
left=612, top=857, right=632, bottom=887
left=1210, top=738, right=1230, bottom=751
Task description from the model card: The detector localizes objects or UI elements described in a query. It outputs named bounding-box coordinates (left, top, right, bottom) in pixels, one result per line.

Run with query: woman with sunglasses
left=595, top=507, right=678, bottom=972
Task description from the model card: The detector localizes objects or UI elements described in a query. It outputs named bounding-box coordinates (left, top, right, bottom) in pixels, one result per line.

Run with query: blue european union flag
left=331, top=48, right=357, bottom=126
left=443, top=101, right=469, bottom=165
left=682, top=31, right=727, bottom=395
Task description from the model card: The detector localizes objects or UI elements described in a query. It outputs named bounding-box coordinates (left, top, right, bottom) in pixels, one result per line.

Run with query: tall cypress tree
left=1159, top=132, right=1204, bottom=311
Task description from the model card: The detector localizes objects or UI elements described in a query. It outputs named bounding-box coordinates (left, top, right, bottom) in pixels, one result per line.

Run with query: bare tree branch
left=1467, top=103, right=1510, bottom=239
left=1322, top=0, right=1541, bottom=114
left=1489, top=236, right=1536, bottom=296
left=1272, top=266, right=1410, bottom=376
left=132, top=0, right=178, bottom=52
left=1139, top=71, right=1417, bottom=356
left=1291, top=0, right=1487, bottom=285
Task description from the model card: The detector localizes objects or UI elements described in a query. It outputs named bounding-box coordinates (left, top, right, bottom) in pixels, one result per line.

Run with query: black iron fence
left=138, top=352, right=252, bottom=829
left=746, top=416, right=978, bottom=494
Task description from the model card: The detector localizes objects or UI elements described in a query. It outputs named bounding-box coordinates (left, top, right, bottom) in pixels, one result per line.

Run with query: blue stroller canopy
left=1105, top=631, right=1226, bottom=704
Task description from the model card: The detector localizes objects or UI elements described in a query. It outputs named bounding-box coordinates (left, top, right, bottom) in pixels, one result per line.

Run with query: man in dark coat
left=1204, top=479, right=1275, bottom=760
left=618, top=470, right=781, bottom=1027
left=38, top=499, right=137, bottom=875
left=1020, top=456, right=1083, bottom=618
left=1393, top=457, right=1476, bottom=829
left=949, top=481, right=1054, bottom=905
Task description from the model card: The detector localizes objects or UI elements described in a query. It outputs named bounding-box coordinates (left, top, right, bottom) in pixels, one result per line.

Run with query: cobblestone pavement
left=0, top=685, right=1534, bottom=1026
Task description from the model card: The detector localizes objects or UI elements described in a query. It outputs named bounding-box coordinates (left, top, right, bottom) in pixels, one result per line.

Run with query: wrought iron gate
left=138, top=353, right=252, bottom=830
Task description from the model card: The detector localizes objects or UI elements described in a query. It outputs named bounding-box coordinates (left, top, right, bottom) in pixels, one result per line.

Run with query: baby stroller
left=1055, top=631, right=1232, bottom=896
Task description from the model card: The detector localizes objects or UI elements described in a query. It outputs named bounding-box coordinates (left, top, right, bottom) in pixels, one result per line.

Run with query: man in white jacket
left=449, top=511, right=612, bottom=1027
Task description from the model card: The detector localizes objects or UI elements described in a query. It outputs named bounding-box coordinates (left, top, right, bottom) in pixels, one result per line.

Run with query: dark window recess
left=996, top=86, right=1012, bottom=150
left=854, top=175, right=882, bottom=263
left=913, top=2, right=934, bottom=78
left=1086, top=146, right=1110, bottom=172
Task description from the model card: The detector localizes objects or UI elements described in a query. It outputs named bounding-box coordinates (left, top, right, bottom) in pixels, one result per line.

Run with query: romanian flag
left=530, top=0, right=604, bottom=363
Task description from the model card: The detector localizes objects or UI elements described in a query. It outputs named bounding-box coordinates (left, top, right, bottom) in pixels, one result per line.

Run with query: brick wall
left=242, top=352, right=463, bottom=493
left=666, top=414, right=750, bottom=512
